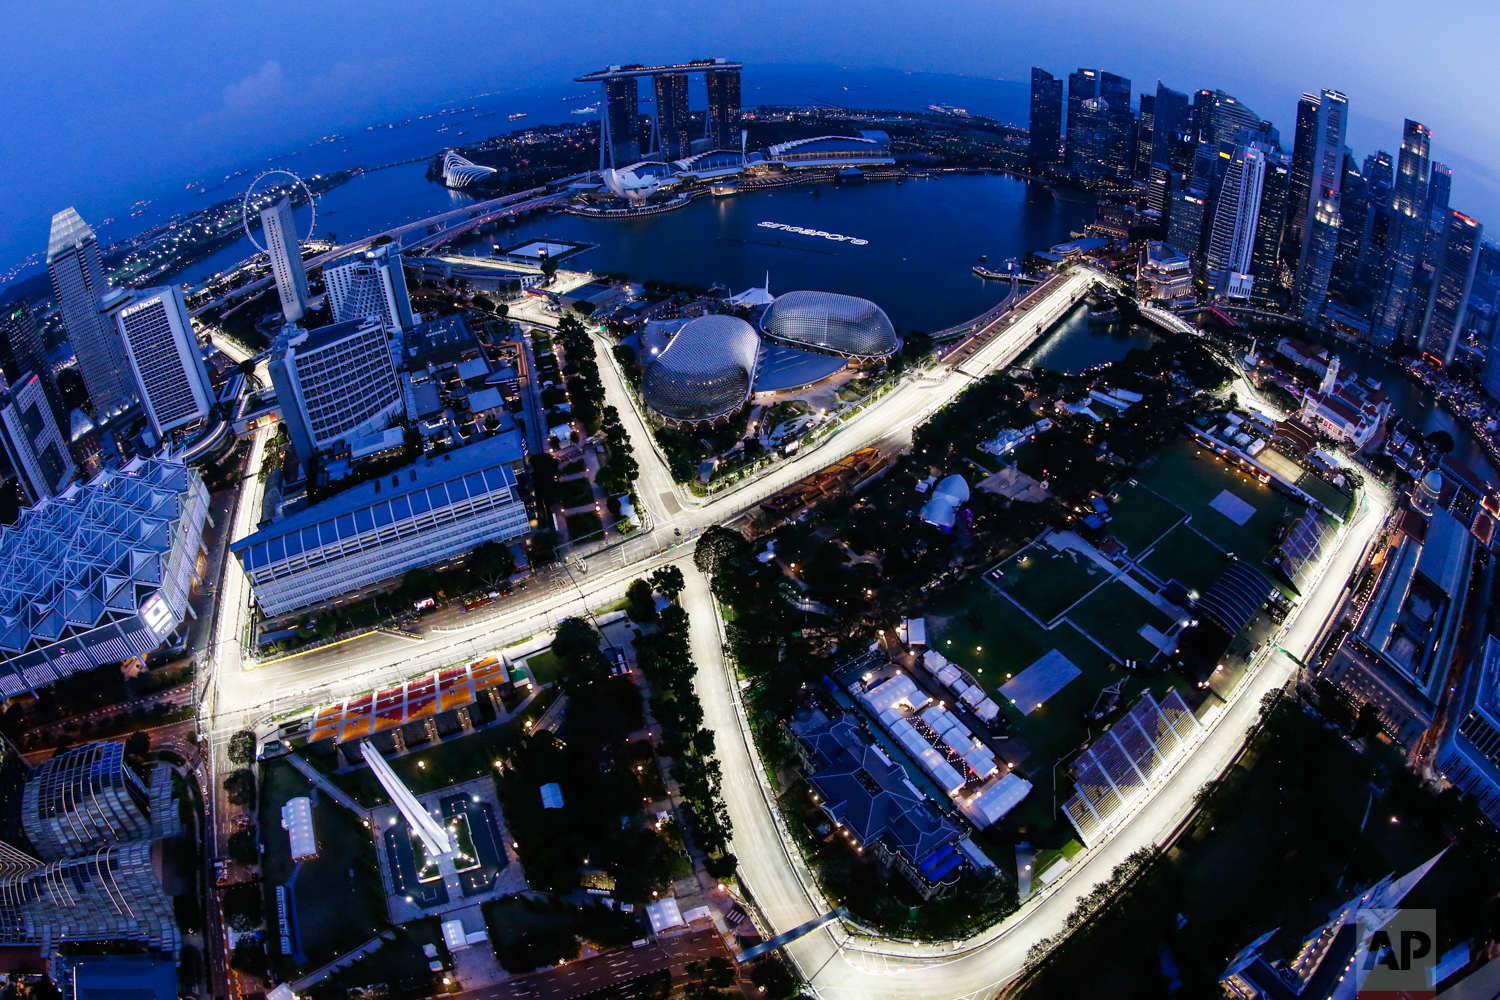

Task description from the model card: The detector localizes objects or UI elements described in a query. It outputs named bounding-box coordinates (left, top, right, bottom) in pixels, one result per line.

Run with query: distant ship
left=508, top=112, right=528, bottom=121
left=571, top=106, right=598, bottom=115
left=473, top=111, right=498, bottom=119
left=927, top=103, right=970, bottom=116
left=711, top=183, right=739, bottom=197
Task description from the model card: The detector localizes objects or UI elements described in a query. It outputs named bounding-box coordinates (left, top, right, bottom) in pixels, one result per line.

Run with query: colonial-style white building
left=1297, top=355, right=1392, bottom=448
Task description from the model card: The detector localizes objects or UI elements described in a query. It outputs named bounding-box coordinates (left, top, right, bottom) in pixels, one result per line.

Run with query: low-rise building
left=1295, top=356, right=1391, bottom=448
left=766, top=132, right=895, bottom=168
left=1436, top=635, right=1500, bottom=824
left=1137, top=241, right=1193, bottom=301
left=1321, top=476, right=1475, bottom=746
left=1275, top=336, right=1330, bottom=377
left=788, top=708, right=977, bottom=898
left=232, top=433, right=530, bottom=618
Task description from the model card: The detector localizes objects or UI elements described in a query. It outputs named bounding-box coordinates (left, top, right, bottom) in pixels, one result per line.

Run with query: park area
left=925, top=582, right=1192, bottom=844
left=1131, top=440, right=1301, bottom=567
left=921, top=439, right=1317, bottom=847
left=260, top=758, right=389, bottom=977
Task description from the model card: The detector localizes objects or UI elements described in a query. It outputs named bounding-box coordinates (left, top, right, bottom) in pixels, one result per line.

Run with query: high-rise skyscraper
left=1150, top=84, right=1191, bottom=168
left=0, top=302, right=64, bottom=427
left=1419, top=211, right=1483, bottom=363
left=1166, top=131, right=1198, bottom=182
left=604, top=76, right=640, bottom=167
left=0, top=372, right=74, bottom=505
left=1372, top=120, right=1433, bottom=347
left=46, top=209, right=132, bottom=416
left=1168, top=185, right=1209, bottom=257
left=1206, top=145, right=1269, bottom=298
left=323, top=242, right=415, bottom=334
left=261, top=196, right=310, bottom=323
left=269, top=317, right=405, bottom=465
left=704, top=66, right=740, bottom=150
left=1419, top=163, right=1455, bottom=289
left=1293, top=90, right=1349, bottom=320
left=1250, top=149, right=1292, bottom=301
left=104, top=286, right=214, bottom=440
left=1134, top=94, right=1157, bottom=181
left=1282, top=93, right=1322, bottom=268
left=654, top=72, right=691, bottom=159
left=1209, top=92, right=1263, bottom=147
left=1330, top=152, right=1369, bottom=301
left=1363, top=150, right=1394, bottom=190
left=1190, top=89, right=1215, bottom=145
left=1028, top=68, right=1064, bottom=171
left=1065, top=69, right=1101, bottom=174
left=1146, top=164, right=1176, bottom=219
left=1099, top=72, right=1134, bottom=181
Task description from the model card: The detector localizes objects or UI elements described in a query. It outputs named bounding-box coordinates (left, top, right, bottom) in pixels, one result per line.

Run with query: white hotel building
left=232, top=433, right=530, bottom=617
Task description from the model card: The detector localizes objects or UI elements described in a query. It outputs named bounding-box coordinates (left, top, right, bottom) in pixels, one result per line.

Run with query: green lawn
left=1134, top=440, right=1302, bottom=564
left=927, top=578, right=1195, bottom=844
left=524, top=649, right=577, bottom=688
left=565, top=511, right=604, bottom=539
left=991, top=544, right=1108, bottom=624
left=260, top=759, right=388, bottom=972
left=1067, top=581, right=1177, bottom=665
left=1295, top=471, right=1354, bottom=520
left=555, top=477, right=596, bottom=509
left=1140, top=523, right=1231, bottom=597
left=1106, top=482, right=1187, bottom=554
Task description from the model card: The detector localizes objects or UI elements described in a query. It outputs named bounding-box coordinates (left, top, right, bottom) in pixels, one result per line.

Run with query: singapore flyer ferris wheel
left=241, top=170, right=316, bottom=252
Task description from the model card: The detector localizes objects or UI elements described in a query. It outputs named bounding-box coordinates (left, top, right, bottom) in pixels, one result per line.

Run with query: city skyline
left=2, top=1, right=1498, bottom=281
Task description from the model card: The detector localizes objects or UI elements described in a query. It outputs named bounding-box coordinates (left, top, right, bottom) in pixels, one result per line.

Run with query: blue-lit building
left=232, top=433, right=530, bottom=618
left=1437, top=635, right=1500, bottom=825
left=0, top=455, right=208, bottom=696
left=788, top=709, right=975, bottom=899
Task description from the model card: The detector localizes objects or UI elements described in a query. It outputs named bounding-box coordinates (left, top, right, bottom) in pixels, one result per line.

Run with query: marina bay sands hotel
left=575, top=59, right=742, bottom=169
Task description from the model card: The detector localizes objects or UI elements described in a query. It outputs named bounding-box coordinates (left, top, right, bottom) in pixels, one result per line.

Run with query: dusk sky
left=4, top=0, right=1497, bottom=280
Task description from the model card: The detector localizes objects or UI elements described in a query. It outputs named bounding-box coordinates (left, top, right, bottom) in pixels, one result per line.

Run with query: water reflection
left=1026, top=303, right=1160, bottom=374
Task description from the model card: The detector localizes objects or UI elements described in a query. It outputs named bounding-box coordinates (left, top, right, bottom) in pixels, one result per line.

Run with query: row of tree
left=629, top=569, right=736, bottom=877
left=553, top=312, right=639, bottom=495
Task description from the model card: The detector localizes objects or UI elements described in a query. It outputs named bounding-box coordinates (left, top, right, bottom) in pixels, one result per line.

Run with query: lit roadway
left=200, top=267, right=1389, bottom=998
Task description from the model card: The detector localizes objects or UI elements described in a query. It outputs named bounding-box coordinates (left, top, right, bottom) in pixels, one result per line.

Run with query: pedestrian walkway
left=285, top=754, right=369, bottom=818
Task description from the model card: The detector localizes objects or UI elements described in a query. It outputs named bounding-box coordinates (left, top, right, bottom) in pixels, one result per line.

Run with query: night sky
left=3, top=0, right=1496, bottom=275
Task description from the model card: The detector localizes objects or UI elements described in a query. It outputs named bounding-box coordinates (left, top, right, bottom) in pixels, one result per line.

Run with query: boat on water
left=508, top=112, right=528, bottom=121
left=1089, top=307, right=1121, bottom=325
left=711, top=183, right=739, bottom=197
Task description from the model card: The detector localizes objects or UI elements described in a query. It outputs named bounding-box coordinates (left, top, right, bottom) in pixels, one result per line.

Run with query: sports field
left=1133, top=440, right=1301, bottom=564
left=990, top=543, right=1107, bottom=623
left=1067, top=581, right=1178, bottom=664
left=927, top=580, right=1193, bottom=840
left=1140, top=523, right=1231, bottom=596
left=1107, top=482, right=1187, bottom=554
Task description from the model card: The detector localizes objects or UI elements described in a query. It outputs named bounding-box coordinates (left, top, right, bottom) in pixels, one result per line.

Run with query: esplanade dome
left=641, top=315, right=760, bottom=425
left=760, top=290, right=898, bottom=360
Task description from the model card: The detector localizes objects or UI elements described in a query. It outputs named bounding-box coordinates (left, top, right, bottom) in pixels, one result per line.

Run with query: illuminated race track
left=201, top=265, right=1387, bottom=998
